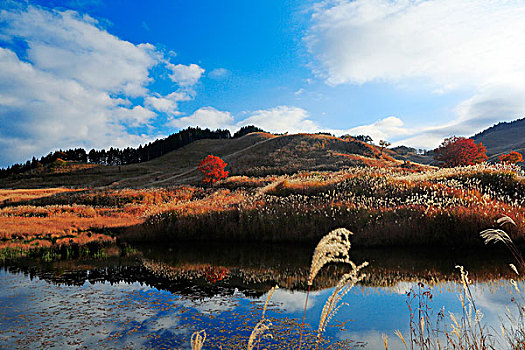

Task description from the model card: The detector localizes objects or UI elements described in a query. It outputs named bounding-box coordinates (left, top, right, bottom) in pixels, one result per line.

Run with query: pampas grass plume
left=308, top=228, right=353, bottom=286
left=191, top=330, right=206, bottom=350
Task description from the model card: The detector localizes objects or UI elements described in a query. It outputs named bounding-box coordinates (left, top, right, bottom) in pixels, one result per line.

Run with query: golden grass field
left=1, top=161, right=523, bottom=259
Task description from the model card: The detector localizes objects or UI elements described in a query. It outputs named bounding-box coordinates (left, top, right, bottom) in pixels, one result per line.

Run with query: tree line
left=0, top=125, right=265, bottom=178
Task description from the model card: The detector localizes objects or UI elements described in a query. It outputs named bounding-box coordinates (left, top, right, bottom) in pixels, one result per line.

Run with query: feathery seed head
left=480, top=229, right=513, bottom=245
left=191, top=330, right=206, bottom=350
left=497, top=215, right=517, bottom=227
left=308, top=228, right=353, bottom=286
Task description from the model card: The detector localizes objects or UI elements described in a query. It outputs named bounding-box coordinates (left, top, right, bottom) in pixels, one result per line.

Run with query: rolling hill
left=391, top=117, right=525, bottom=165
left=2, top=117, right=522, bottom=189
left=471, top=117, right=525, bottom=161
left=0, top=133, right=426, bottom=189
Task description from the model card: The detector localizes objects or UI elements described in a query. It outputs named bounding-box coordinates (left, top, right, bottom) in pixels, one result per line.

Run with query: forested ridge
left=0, top=125, right=264, bottom=178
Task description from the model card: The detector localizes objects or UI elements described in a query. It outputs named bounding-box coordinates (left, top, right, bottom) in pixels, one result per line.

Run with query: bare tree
left=379, top=140, right=391, bottom=156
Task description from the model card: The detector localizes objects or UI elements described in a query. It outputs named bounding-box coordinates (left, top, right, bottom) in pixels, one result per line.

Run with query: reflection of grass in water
left=0, top=241, right=116, bottom=263
left=180, top=218, right=525, bottom=349
left=138, top=238, right=524, bottom=292
left=387, top=215, right=525, bottom=350
left=181, top=228, right=369, bottom=349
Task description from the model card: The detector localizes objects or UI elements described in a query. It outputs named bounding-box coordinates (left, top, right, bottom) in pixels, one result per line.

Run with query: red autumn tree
left=198, top=155, right=229, bottom=185
left=499, top=150, right=524, bottom=164
left=433, top=136, right=488, bottom=167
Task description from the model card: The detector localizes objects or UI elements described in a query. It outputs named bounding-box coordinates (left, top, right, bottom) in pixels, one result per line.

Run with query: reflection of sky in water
left=0, top=269, right=523, bottom=349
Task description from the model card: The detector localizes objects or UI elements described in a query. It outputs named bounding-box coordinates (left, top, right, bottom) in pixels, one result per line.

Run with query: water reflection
left=0, top=242, right=522, bottom=349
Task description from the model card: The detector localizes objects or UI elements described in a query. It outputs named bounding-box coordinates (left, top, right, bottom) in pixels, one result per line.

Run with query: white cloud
left=308, top=0, right=525, bottom=88
left=114, top=106, right=157, bottom=128
left=0, top=46, right=150, bottom=163
left=208, top=67, right=230, bottom=80
left=0, top=5, right=202, bottom=166
left=340, top=116, right=410, bottom=142
left=145, top=92, right=191, bottom=115
left=168, top=105, right=321, bottom=135
left=237, top=106, right=320, bottom=134
left=1, top=6, right=158, bottom=96
left=308, top=0, right=525, bottom=146
left=169, top=107, right=234, bottom=130
left=331, top=115, right=489, bottom=149
left=168, top=63, right=205, bottom=87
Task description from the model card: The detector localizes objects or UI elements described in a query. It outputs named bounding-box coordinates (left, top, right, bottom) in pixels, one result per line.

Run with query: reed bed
left=128, top=164, right=524, bottom=246
left=2, top=163, right=524, bottom=255
left=0, top=186, right=199, bottom=257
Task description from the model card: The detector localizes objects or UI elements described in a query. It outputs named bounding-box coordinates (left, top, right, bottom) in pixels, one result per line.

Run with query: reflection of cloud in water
left=450, top=281, right=525, bottom=337
left=148, top=314, right=180, bottom=332
left=387, top=281, right=417, bottom=295
left=0, top=271, right=190, bottom=349
left=178, top=293, right=240, bottom=314
left=2, top=268, right=525, bottom=349
left=260, top=289, right=316, bottom=313
left=339, top=330, right=406, bottom=350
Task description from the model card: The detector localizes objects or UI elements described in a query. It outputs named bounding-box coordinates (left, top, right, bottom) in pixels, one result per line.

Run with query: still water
left=0, top=242, right=522, bottom=349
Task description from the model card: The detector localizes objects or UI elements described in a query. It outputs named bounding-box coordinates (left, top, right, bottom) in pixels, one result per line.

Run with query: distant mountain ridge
left=2, top=118, right=523, bottom=188
left=471, top=117, right=525, bottom=161
left=389, top=117, right=525, bottom=165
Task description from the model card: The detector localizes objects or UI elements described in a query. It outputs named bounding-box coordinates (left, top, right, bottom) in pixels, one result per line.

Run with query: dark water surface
left=0, top=242, right=522, bottom=349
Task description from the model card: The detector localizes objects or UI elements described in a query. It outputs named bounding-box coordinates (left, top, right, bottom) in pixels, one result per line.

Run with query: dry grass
left=299, top=228, right=367, bottom=349
left=0, top=186, right=198, bottom=256
left=3, top=163, right=524, bottom=257
left=0, top=188, right=82, bottom=203
left=191, top=330, right=206, bottom=350
left=307, top=228, right=354, bottom=286
left=1, top=132, right=432, bottom=189
left=129, top=164, right=525, bottom=246
left=247, top=285, right=278, bottom=350
left=316, top=262, right=368, bottom=348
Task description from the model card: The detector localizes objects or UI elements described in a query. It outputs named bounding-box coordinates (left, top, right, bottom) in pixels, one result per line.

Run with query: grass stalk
left=316, top=261, right=368, bottom=350
left=191, top=330, right=206, bottom=350
left=299, top=227, right=354, bottom=350
left=248, top=285, right=278, bottom=350
left=298, top=284, right=310, bottom=350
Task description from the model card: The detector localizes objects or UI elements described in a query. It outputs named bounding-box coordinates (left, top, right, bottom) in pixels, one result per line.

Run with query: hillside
left=3, top=116, right=524, bottom=189
left=0, top=133, right=429, bottom=189
left=471, top=117, right=525, bottom=161
left=390, top=117, right=525, bottom=165
left=390, top=146, right=434, bottom=165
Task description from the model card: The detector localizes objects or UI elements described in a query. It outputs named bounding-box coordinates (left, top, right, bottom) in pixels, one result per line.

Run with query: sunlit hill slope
left=1, top=133, right=427, bottom=189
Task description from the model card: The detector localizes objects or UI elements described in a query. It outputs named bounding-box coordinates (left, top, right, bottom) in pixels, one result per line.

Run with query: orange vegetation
left=0, top=186, right=198, bottom=253
left=127, top=164, right=525, bottom=246
left=2, top=163, right=525, bottom=252
left=0, top=188, right=82, bottom=204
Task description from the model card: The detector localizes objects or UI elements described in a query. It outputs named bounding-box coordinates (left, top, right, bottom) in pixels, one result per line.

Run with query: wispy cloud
left=169, top=105, right=320, bottom=134
left=208, top=67, right=230, bottom=80
left=0, top=5, right=202, bottom=166
left=307, top=0, right=525, bottom=147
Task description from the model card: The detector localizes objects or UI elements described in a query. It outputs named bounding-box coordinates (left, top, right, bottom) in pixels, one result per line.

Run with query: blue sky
left=1, top=0, right=525, bottom=166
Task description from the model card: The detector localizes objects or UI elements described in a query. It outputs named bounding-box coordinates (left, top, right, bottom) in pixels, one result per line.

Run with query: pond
left=0, top=242, right=523, bottom=349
